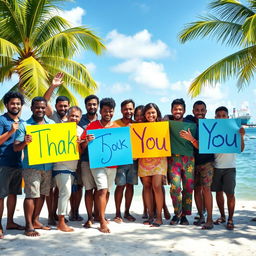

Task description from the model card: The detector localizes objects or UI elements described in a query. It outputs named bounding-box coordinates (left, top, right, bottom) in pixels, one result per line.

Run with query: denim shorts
left=115, top=163, right=138, bottom=186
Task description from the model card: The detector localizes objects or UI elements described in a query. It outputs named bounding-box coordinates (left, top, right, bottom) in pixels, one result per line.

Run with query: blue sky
left=2, top=0, right=255, bottom=121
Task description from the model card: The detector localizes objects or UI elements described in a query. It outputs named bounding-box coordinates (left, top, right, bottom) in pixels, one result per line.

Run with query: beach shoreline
left=1, top=196, right=256, bottom=256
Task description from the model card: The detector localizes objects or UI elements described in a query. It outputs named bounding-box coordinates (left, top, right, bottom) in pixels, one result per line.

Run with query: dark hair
left=31, top=97, right=47, bottom=107
left=121, top=99, right=135, bottom=108
left=134, top=105, right=144, bottom=115
left=67, top=106, right=82, bottom=116
left=100, top=98, right=116, bottom=110
left=193, top=100, right=206, bottom=109
left=171, top=98, right=186, bottom=111
left=56, top=96, right=70, bottom=104
left=3, top=91, right=25, bottom=106
left=84, top=95, right=99, bottom=105
left=143, top=103, right=162, bottom=122
left=215, top=106, right=229, bottom=115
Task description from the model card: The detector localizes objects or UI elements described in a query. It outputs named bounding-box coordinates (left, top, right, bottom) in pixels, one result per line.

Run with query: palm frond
left=179, top=16, right=243, bottom=46
left=17, top=56, right=49, bottom=98
left=0, top=38, right=20, bottom=63
left=242, top=13, right=256, bottom=45
left=56, top=85, right=79, bottom=106
left=0, top=0, right=25, bottom=43
left=0, top=60, right=15, bottom=82
left=210, top=0, right=255, bottom=23
left=37, top=27, right=105, bottom=58
left=188, top=45, right=256, bottom=97
left=31, top=15, right=71, bottom=47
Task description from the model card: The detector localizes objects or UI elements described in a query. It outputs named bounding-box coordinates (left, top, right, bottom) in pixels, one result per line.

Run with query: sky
left=1, top=0, right=255, bottom=121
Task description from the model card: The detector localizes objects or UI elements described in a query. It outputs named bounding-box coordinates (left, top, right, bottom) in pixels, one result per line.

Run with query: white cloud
left=106, top=30, right=170, bottom=59
left=170, top=80, right=191, bottom=91
left=85, top=62, right=96, bottom=73
left=52, top=7, right=86, bottom=26
left=160, top=97, right=170, bottom=103
left=112, top=59, right=170, bottom=89
left=197, top=82, right=224, bottom=100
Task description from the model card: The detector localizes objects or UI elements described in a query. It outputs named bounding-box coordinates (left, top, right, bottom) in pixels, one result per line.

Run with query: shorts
left=81, top=161, right=96, bottom=190
left=91, top=167, right=117, bottom=191
left=0, top=166, right=22, bottom=198
left=211, top=168, right=236, bottom=194
left=194, top=162, right=214, bottom=188
left=115, top=163, right=138, bottom=186
left=22, top=169, right=52, bottom=198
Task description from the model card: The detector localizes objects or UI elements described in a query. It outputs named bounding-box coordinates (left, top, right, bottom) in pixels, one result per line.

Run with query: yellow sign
left=130, top=121, right=171, bottom=158
left=26, top=122, right=79, bottom=165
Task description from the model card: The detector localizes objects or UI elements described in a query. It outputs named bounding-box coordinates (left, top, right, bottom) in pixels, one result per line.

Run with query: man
left=53, top=106, right=84, bottom=232
left=81, top=98, right=118, bottom=233
left=0, top=92, right=25, bottom=239
left=79, top=95, right=99, bottom=228
left=165, top=98, right=195, bottom=225
left=14, top=97, right=53, bottom=237
left=113, top=99, right=137, bottom=223
left=181, top=101, right=214, bottom=229
left=43, top=73, right=78, bottom=224
left=211, top=106, right=245, bottom=230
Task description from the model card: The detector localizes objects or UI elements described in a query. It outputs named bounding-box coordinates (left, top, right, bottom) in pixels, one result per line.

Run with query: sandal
left=193, top=217, right=205, bottom=226
left=226, top=220, right=234, bottom=230
left=180, top=216, right=189, bottom=225
left=143, top=219, right=153, bottom=225
left=213, top=216, right=226, bottom=225
left=170, top=215, right=180, bottom=225
left=202, top=222, right=214, bottom=230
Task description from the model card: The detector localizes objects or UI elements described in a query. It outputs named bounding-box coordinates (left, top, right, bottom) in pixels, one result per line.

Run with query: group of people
left=0, top=73, right=246, bottom=238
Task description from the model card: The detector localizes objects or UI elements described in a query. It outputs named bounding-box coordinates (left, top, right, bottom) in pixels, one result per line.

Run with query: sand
left=1, top=196, right=256, bottom=256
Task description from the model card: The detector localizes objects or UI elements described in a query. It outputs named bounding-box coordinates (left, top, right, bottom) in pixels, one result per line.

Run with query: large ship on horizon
left=231, top=107, right=251, bottom=125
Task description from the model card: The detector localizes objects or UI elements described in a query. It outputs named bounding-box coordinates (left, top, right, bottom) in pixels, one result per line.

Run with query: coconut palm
left=179, top=0, right=256, bottom=97
left=0, top=0, right=105, bottom=109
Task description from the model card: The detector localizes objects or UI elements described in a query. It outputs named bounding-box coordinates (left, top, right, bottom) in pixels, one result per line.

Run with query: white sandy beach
left=1, top=195, right=256, bottom=256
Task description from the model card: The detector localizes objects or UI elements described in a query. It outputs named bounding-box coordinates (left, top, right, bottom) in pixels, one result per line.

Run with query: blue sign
left=88, top=127, right=133, bottom=168
left=199, top=119, right=241, bottom=153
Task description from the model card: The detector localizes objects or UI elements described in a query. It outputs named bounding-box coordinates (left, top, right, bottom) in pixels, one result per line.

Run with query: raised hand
left=52, top=72, right=64, bottom=88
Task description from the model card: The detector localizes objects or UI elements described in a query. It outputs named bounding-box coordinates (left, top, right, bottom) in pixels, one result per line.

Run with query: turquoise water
left=133, top=127, right=256, bottom=201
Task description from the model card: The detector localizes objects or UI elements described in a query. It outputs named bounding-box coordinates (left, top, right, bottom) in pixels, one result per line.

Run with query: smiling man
left=0, top=92, right=25, bottom=239
left=14, top=97, right=54, bottom=237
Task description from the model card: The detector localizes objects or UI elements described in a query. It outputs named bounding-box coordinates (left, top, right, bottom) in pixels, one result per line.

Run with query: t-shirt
left=81, top=120, right=119, bottom=168
left=79, top=114, right=98, bottom=161
left=114, top=118, right=133, bottom=127
left=0, top=113, right=22, bottom=168
left=53, top=125, right=83, bottom=171
left=15, top=116, right=54, bottom=171
left=49, top=110, right=67, bottom=123
left=214, top=153, right=236, bottom=169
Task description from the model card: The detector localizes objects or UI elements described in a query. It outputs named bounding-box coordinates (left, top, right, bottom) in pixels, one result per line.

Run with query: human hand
left=239, top=127, right=245, bottom=136
left=24, top=134, right=32, bottom=144
left=11, top=122, right=19, bottom=132
left=52, top=72, right=64, bottom=88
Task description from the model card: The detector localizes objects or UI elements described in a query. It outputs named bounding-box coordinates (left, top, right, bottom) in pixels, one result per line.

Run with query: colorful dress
left=138, top=157, right=167, bottom=177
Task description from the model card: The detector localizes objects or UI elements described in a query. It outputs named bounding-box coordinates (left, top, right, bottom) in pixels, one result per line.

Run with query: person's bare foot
left=113, top=216, right=123, bottom=224
left=48, top=217, right=57, bottom=226
left=124, top=213, right=136, bottom=222
left=98, top=221, right=110, bottom=233
left=57, top=223, right=74, bottom=232
left=24, top=229, right=40, bottom=237
left=33, top=220, right=51, bottom=230
left=6, top=222, right=25, bottom=230
left=83, top=219, right=94, bottom=228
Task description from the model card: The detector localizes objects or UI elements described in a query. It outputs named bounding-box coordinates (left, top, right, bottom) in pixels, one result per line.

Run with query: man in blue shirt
left=14, top=97, right=54, bottom=237
left=0, top=92, right=25, bottom=239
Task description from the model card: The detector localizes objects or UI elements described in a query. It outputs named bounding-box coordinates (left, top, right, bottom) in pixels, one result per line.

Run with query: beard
left=8, top=109, right=20, bottom=115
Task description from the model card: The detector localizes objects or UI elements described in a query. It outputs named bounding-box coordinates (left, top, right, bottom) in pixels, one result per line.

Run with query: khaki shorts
left=194, top=162, right=214, bottom=188
left=81, top=161, right=96, bottom=190
left=22, top=169, right=52, bottom=198
left=91, top=167, right=117, bottom=191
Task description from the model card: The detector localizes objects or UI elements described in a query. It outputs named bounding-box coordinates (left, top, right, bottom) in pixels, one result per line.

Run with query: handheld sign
left=199, top=119, right=241, bottom=153
left=26, top=122, right=79, bottom=165
left=88, top=127, right=133, bottom=168
left=131, top=121, right=171, bottom=158
left=169, top=121, right=197, bottom=156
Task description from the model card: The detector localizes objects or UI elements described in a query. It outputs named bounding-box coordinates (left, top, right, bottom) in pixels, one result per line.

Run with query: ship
left=232, top=107, right=251, bottom=125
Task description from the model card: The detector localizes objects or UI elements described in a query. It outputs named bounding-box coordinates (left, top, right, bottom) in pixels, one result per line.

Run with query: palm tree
left=0, top=0, right=105, bottom=109
left=179, top=0, right=256, bottom=97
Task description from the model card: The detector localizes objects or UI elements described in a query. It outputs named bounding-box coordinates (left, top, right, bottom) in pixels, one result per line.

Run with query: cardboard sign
left=130, top=121, right=171, bottom=158
left=26, top=122, right=79, bottom=165
left=88, top=127, right=133, bottom=168
left=169, top=121, right=197, bottom=156
left=199, top=119, right=241, bottom=153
